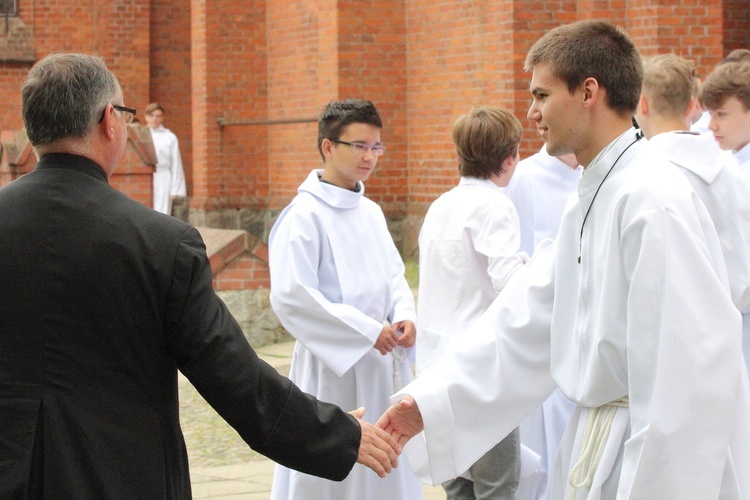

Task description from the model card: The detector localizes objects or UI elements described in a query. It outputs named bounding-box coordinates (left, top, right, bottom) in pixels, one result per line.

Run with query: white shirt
left=416, top=176, right=526, bottom=374
left=268, top=170, right=422, bottom=500
left=149, top=125, right=186, bottom=214
left=396, top=129, right=750, bottom=499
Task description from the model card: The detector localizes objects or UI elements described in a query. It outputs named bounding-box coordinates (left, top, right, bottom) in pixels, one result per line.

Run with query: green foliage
left=404, top=258, right=419, bottom=289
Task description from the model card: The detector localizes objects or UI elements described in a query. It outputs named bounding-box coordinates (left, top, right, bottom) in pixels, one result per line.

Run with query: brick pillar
left=335, top=0, right=408, bottom=218
left=266, top=0, right=336, bottom=212
left=150, top=0, right=193, bottom=193
left=191, top=0, right=268, bottom=214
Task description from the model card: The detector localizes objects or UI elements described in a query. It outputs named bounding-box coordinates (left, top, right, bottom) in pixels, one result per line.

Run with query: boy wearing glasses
left=268, top=99, right=422, bottom=500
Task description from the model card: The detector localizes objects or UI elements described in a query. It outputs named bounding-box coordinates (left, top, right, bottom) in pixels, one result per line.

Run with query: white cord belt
left=568, top=396, right=629, bottom=499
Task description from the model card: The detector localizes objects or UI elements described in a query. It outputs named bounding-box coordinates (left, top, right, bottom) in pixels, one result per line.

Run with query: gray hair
left=22, top=53, right=120, bottom=147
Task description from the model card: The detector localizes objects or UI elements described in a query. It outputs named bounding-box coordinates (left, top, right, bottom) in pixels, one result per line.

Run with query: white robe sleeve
left=394, top=242, right=557, bottom=485
left=387, top=242, right=416, bottom=325
left=503, top=171, right=536, bottom=256
left=617, top=206, right=744, bottom=499
left=269, top=207, right=383, bottom=377
left=475, top=199, right=527, bottom=292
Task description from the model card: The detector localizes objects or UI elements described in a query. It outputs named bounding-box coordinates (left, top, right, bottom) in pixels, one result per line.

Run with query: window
left=0, top=0, right=16, bottom=17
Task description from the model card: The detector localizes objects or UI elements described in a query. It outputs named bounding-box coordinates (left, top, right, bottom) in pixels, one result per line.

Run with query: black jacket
left=0, top=153, right=359, bottom=498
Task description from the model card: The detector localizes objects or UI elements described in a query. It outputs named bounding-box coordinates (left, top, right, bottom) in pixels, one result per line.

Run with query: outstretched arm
left=349, top=407, right=401, bottom=477
left=376, top=396, right=423, bottom=448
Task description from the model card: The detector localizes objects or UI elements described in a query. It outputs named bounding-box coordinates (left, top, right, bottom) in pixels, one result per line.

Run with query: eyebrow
left=530, top=87, right=548, bottom=97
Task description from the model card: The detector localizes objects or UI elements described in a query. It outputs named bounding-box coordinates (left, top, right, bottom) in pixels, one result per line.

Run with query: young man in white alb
left=379, top=21, right=750, bottom=500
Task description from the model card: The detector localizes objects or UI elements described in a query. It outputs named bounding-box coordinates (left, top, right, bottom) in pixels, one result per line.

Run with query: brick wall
left=150, top=0, right=193, bottom=192
left=406, top=0, right=567, bottom=220
left=190, top=0, right=268, bottom=214
left=627, top=0, right=723, bottom=78
left=0, top=65, right=26, bottom=131
left=265, top=0, right=330, bottom=212
left=1, top=0, right=748, bottom=255
left=263, top=0, right=409, bottom=218
left=0, top=125, right=155, bottom=206
left=724, top=0, right=750, bottom=54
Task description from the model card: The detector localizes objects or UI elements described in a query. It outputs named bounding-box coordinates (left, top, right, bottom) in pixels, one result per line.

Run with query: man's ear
left=582, top=77, right=600, bottom=108
left=100, top=103, right=118, bottom=140
left=638, top=95, right=649, bottom=116
left=687, top=96, right=701, bottom=121
left=320, top=138, right=334, bottom=161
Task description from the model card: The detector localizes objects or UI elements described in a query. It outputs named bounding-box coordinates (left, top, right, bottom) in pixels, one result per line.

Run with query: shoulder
left=616, top=146, right=698, bottom=216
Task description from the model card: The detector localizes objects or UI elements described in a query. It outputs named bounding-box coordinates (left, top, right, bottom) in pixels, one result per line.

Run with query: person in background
left=268, top=98, right=422, bottom=500
left=690, top=48, right=750, bottom=135
left=417, top=106, right=527, bottom=500
left=379, top=20, right=750, bottom=499
left=503, top=143, right=580, bottom=499
left=648, top=53, right=750, bottom=377
left=503, top=145, right=580, bottom=256
left=145, top=102, right=187, bottom=215
left=0, top=53, right=400, bottom=498
left=699, top=59, right=750, bottom=175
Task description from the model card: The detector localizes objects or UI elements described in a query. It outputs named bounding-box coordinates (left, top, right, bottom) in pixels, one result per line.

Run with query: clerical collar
left=588, top=128, right=630, bottom=169
left=318, top=177, right=362, bottom=192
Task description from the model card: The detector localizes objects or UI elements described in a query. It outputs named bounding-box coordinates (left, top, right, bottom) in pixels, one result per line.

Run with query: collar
left=579, top=127, right=641, bottom=199
left=298, top=169, right=364, bottom=209
left=35, top=153, right=109, bottom=183
left=458, top=176, right=502, bottom=190
left=735, top=143, right=750, bottom=167
left=648, top=131, right=725, bottom=183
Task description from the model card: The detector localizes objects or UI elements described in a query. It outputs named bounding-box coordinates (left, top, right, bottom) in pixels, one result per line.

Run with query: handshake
left=350, top=396, right=424, bottom=477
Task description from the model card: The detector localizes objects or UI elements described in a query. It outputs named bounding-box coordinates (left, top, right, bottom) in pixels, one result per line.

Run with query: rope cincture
left=567, top=396, right=630, bottom=499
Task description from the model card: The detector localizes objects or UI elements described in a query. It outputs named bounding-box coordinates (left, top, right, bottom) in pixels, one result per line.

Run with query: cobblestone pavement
left=179, top=341, right=446, bottom=499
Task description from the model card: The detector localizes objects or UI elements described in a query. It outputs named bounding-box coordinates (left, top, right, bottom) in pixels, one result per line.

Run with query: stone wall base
left=217, top=288, right=292, bottom=348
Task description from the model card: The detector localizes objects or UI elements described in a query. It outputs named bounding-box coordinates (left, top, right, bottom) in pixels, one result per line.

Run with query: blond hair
left=642, top=54, right=694, bottom=119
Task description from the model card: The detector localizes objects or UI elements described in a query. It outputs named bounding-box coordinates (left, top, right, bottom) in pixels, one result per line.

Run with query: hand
left=349, top=407, right=401, bottom=478
left=374, top=324, right=399, bottom=355
left=393, top=320, right=416, bottom=348
left=376, top=396, right=423, bottom=448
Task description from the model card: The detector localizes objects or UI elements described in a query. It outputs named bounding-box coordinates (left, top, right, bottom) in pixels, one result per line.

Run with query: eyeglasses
left=98, top=104, right=137, bottom=124
left=330, top=139, right=386, bottom=156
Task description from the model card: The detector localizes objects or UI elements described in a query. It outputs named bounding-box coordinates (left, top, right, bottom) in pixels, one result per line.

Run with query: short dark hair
left=22, top=53, right=120, bottom=148
left=699, top=61, right=750, bottom=111
left=525, top=20, right=642, bottom=116
left=317, top=99, right=382, bottom=161
left=452, top=107, right=521, bottom=179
